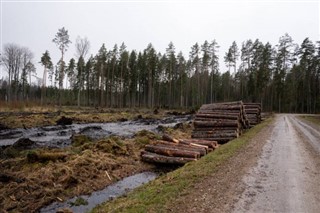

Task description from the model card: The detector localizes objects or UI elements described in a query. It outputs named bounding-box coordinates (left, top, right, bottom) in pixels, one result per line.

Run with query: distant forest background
left=1, top=29, right=319, bottom=113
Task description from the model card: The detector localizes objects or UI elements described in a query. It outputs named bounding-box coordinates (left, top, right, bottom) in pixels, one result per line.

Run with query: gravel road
left=233, top=114, right=320, bottom=213
left=170, top=114, right=320, bottom=213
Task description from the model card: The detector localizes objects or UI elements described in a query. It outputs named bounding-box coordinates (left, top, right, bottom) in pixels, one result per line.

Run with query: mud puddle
left=0, top=115, right=192, bottom=147
left=40, top=171, right=158, bottom=213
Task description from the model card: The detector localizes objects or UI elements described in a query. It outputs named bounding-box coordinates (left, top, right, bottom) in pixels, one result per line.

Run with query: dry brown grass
left=0, top=135, right=155, bottom=212
left=0, top=107, right=193, bottom=212
left=0, top=107, right=173, bottom=129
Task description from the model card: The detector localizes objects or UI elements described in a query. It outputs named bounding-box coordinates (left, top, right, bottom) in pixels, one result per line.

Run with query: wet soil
left=0, top=141, right=154, bottom=212
left=0, top=113, right=192, bottom=213
left=40, top=172, right=158, bottom=213
left=0, top=115, right=192, bottom=147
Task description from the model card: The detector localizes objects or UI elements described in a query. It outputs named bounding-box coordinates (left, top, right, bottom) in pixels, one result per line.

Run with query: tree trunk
left=194, top=120, right=239, bottom=128
left=145, top=144, right=200, bottom=158
left=141, top=151, right=196, bottom=165
left=155, top=141, right=207, bottom=156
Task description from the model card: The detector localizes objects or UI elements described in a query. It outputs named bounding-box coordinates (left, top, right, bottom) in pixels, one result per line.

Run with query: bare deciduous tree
left=75, top=36, right=90, bottom=59
left=75, top=36, right=90, bottom=107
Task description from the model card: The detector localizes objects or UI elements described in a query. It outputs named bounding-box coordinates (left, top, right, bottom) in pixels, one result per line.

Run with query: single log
left=162, top=134, right=209, bottom=151
left=141, top=151, right=196, bottom=165
left=193, top=127, right=239, bottom=132
left=194, top=120, right=239, bottom=128
left=199, top=105, right=242, bottom=111
left=244, top=103, right=261, bottom=107
left=246, top=114, right=259, bottom=118
left=182, top=139, right=218, bottom=146
left=192, top=129, right=238, bottom=133
left=201, top=101, right=243, bottom=108
left=245, top=109, right=259, bottom=114
left=180, top=139, right=218, bottom=149
left=145, top=144, right=200, bottom=158
left=162, top=134, right=179, bottom=143
left=194, top=117, right=240, bottom=123
left=197, top=110, right=241, bottom=114
left=191, top=131, right=238, bottom=139
left=195, top=114, right=240, bottom=120
left=155, top=141, right=207, bottom=156
left=194, top=137, right=235, bottom=142
left=179, top=141, right=209, bottom=150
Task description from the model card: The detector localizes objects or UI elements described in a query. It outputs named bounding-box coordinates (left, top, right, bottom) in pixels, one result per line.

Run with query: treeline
left=1, top=29, right=320, bottom=113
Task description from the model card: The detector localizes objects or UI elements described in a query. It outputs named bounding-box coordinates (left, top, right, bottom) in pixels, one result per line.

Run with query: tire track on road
left=232, top=114, right=320, bottom=213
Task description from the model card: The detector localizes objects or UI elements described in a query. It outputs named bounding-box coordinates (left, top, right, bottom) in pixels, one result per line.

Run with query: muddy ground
left=0, top=107, right=193, bottom=129
left=0, top=109, right=193, bottom=212
left=170, top=114, right=320, bottom=212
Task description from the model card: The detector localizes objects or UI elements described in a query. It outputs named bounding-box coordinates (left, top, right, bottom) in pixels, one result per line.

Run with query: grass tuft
left=299, top=115, right=320, bottom=126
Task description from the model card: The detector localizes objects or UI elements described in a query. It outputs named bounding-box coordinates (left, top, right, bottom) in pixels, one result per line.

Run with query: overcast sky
left=1, top=0, right=319, bottom=81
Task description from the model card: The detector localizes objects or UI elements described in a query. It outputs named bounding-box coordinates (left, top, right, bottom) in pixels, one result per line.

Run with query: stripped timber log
left=162, top=134, right=209, bottom=152
left=194, top=127, right=239, bottom=132
left=201, top=101, right=243, bottom=108
left=191, top=130, right=238, bottom=135
left=145, top=144, right=200, bottom=158
left=180, top=139, right=218, bottom=149
left=182, top=138, right=218, bottom=145
left=195, top=137, right=235, bottom=143
left=141, top=151, right=196, bottom=165
left=195, top=114, right=240, bottom=120
left=155, top=141, right=207, bottom=156
left=199, top=105, right=242, bottom=111
left=191, top=131, right=238, bottom=139
left=162, top=134, right=179, bottom=143
left=245, top=109, right=260, bottom=114
left=194, top=120, right=239, bottom=128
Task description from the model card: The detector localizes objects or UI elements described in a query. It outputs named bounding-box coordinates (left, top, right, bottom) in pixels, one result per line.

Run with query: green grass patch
left=91, top=117, right=274, bottom=213
left=299, top=115, right=320, bottom=126
left=69, top=197, right=89, bottom=206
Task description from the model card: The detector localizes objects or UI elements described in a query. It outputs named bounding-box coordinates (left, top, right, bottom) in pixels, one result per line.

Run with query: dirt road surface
left=171, top=114, right=320, bottom=212
left=233, top=114, right=320, bottom=212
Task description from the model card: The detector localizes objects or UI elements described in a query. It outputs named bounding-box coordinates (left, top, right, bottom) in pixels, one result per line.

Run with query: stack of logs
left=243, top=103, right=262, bottom=127
left=192, top=101, right=250, bottom=143
left=141, top=134, right=218, bottom=165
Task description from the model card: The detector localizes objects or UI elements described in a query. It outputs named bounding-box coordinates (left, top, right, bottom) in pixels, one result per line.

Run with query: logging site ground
left=0, top=106, right=320, bottom=213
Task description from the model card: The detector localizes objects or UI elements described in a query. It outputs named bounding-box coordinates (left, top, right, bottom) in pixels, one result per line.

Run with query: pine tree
left=274, top=33, right=294, bottom=112
left=166, top=42, right=176, bottom=107
left=76, top=56, right=85, bottom=107
left=40, top=50, right=53, bottom=105
left=201, top=40, right=210, bottom=103
left=189, top=43, right=200, bottom=106
left=209, top=40, right=219, bottom=103
left=119, top=42, right=129, bottom=107
left=128, top=50, right=138, bottom=107
left=298, top=38, right=316, bottom=112
left=66, top=58, right=75, bottom=89
left=52, top=27, right=71, bottom=107
left=96, top=44, right=107, bottom=107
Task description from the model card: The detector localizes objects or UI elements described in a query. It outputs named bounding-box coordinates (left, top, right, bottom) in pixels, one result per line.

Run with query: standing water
left=0, top=115, right=192, bottom=147
left=40, top=172, right=158, bottom=213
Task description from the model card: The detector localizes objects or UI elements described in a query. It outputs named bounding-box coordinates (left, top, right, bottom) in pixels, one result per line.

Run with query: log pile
left=243, top=103, right=262, bottom=127
left=141, top=134, right=218, bottom=165
left=191, top=101, right=250, bottom=143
